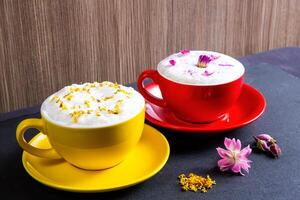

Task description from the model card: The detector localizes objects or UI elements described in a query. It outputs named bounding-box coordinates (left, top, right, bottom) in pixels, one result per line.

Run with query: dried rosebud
left=255, top=134, right=276, bottom=144
left=196, top=55, right=212, bottom=68
left=269, top=143, right=282, bottom=158
left=256, top=139, right=270, bottom=152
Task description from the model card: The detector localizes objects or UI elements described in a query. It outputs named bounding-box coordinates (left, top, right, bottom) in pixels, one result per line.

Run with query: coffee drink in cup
left=42, top=81, right=144, bottom=127
left=157, top=51, right=244, bottom=85
left=16, top=81, right=145, bottom=170
left=138, top=50, right=244, bottom=123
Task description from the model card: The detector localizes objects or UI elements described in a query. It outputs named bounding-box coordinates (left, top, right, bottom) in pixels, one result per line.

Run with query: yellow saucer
left=22, top=124, right=170, bottom=192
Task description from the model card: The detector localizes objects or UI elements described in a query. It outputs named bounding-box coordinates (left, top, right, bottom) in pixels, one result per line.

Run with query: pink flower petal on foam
left=169, top=59, right=176, bottom=66
left=219, top=63, right=233, bottom=66
left=186, top=69, right=194, bottom=76
left=210, top=54, right=220, bottom=60
left=180, top=49, right=190, bottom=55
left=202, top=70, right=214, bottom=76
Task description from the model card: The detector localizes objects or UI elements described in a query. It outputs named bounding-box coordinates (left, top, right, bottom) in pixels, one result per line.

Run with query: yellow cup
left=16, top=106, right=145, bottom=170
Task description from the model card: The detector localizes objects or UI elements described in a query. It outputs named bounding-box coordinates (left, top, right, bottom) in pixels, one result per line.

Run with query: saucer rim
left=145, top=83, right=266, bottom=133
left=22, top=124, right=170, bottom=193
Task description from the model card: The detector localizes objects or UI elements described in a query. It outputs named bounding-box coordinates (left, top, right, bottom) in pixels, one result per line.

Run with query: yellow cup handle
left=16, top=118, right=61, bottom=159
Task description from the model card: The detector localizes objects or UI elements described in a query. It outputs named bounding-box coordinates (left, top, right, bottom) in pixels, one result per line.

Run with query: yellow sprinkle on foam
left=63, top=93, right=74, bottom=101
left=51, top=95, right=59, bottom=102
left=84, top=100, right=91, bottom=108
left=52, top=82, right=132, bottom=124
left=103, top=96, right=114, bottom=101
left=59, top=102, right=68, bottom=110
left=69, top=110, right=86, bottom=123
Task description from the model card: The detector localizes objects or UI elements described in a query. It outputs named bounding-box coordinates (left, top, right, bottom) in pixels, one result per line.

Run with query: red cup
left=138, top=69, right=244, bottom=123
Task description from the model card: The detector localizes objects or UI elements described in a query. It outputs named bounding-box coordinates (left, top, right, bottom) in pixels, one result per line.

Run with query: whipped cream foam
left=157, top=50, right=244, bottom=85
left=41, top=82, right=145, bottom=128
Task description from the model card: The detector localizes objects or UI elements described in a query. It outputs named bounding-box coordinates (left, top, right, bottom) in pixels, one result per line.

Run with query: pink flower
left=196, top=55, right=212, bottom=68
left=180, top=49, right=190, bottom=55
left=216, top=138, right=252, bottom=176
left=169, top=59, right=176, bottom=66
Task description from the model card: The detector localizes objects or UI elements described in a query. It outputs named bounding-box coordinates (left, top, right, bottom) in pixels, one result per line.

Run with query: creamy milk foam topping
left=157, top=50, right=245, bottom=85
left=41, top=82, right=145, bottom=127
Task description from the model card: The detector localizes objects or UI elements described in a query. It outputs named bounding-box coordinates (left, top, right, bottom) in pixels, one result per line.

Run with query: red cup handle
left=137, top=69, right=167, bottom=107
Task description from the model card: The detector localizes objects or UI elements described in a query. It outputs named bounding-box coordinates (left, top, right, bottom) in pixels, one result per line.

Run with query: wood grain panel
left=0, top=0, right=299, bottom=112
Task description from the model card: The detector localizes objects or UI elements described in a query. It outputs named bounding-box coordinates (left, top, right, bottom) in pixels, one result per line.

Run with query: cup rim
left=40, top=104, right=145, bottom=130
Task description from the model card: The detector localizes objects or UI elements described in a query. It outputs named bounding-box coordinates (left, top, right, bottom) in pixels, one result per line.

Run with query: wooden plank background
left=0, top=0, right=299, bottom=112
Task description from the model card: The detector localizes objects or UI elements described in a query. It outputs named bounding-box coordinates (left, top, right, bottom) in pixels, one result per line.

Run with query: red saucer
left=144, top=83, right=266, bottom=133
